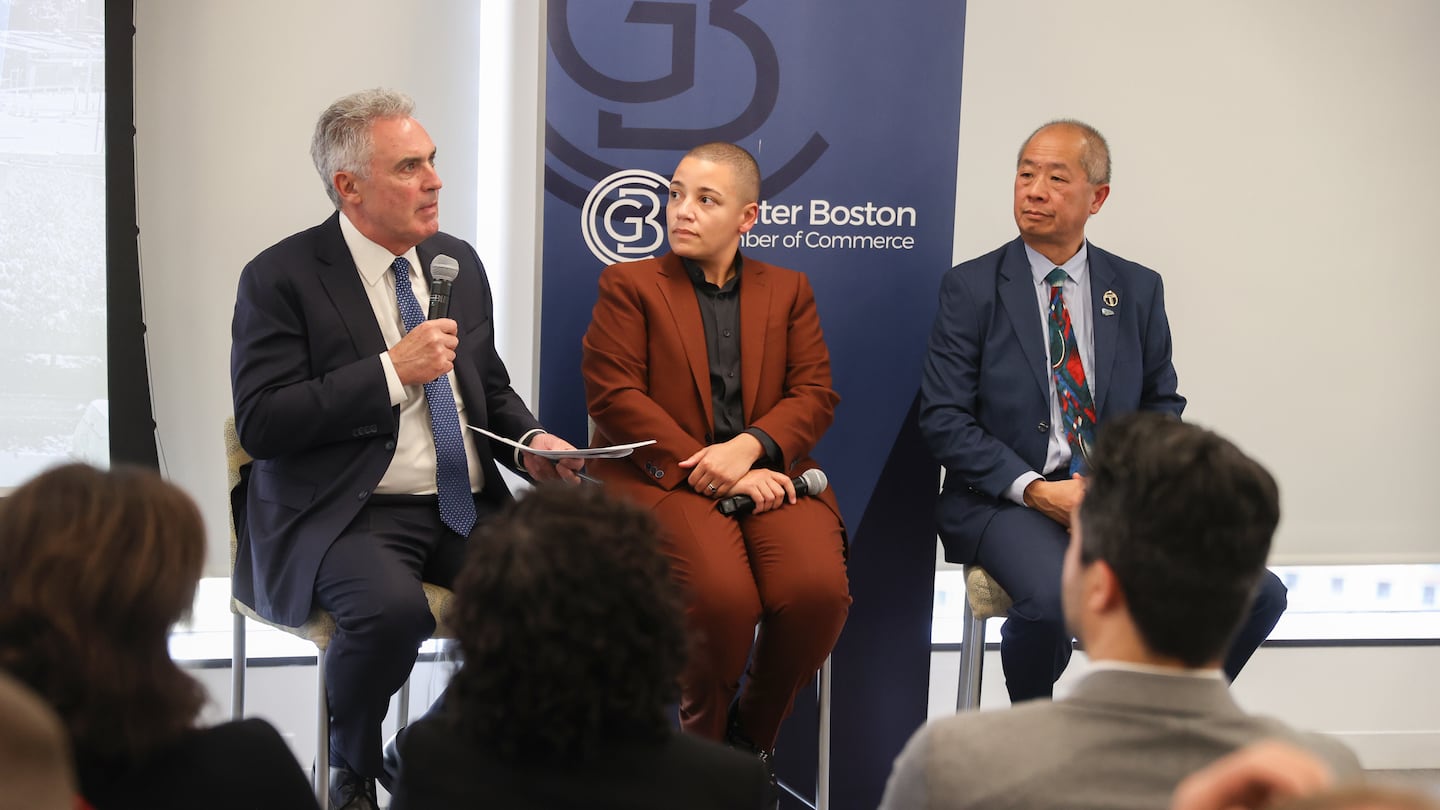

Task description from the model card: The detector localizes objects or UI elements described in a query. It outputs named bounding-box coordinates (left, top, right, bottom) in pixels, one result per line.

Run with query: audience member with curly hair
left=0, top=463, right=318, bottom=810
left=390, top=483, right=773, bottom=809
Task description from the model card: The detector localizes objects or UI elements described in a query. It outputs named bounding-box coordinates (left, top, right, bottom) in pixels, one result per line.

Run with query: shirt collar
left=339, top=211, right=422, bottom=287
left=681, top=251, right=745, bottom=292
left=1084, top=659, right=1226, bottom=681
left=1026, top=239, right=1089, bottom=287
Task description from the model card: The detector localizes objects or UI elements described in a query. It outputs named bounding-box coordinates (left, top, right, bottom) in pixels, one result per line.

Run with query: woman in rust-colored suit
left=581, top=144, right=850, bottom=759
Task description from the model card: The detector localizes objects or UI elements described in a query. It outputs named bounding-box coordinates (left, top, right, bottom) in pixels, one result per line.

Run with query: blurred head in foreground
left=0, top=463, right=207, bottom=766
left=445, top=483, right=688, bottom=762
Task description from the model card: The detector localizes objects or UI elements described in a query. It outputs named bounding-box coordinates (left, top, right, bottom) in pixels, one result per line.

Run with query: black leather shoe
left=329, top=765, right=378, bottom=810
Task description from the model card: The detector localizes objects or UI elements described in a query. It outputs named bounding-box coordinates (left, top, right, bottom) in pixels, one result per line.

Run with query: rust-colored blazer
left=581, top=252, right=842, bottom=523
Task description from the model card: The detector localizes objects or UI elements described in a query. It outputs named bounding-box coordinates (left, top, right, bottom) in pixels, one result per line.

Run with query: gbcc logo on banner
left=547, top=0, right=829, bottom=266
left=580, top=169, right=669, bottom=266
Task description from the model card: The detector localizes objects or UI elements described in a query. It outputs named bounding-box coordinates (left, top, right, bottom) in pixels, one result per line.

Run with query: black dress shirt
left=681, top=254, right=781, bottom=468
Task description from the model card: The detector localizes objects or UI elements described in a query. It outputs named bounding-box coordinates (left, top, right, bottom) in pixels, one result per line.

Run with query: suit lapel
left=416, top=244, right=435, bottom=289
left=1088, top=245, right=1120, bottom=416
left=738, top=260, right=772, bottom=423
left=314, top=213, right=387, bottom=359
left=997, top=239, right=1049, bottom=402
left=657, top=254, right=715, bottom=429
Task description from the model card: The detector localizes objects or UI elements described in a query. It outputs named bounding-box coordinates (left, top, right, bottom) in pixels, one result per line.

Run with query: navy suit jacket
left=919, top=237, right=1185, bottom=563
left=230, top=213, right=541, bottom=626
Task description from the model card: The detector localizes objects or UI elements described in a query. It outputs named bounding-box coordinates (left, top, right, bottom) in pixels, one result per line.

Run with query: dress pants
left=974, top=502, right=1289, bottom=703
left=312, top=495, right=492, bottom=777
left=653, top=490, right=851, bottom=750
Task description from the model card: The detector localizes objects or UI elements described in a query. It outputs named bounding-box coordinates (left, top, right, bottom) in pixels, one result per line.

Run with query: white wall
left=953, top=0, right=1440, bottom=564
left=134, top=0, right=485, bottom=573
left=476, top=2, right=546, bottom=408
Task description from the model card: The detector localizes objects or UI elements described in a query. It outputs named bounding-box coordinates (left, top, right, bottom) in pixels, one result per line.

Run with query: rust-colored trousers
left=652, top=490, right=851, bottom=750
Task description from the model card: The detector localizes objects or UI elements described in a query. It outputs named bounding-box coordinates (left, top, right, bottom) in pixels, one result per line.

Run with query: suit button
left=384, top=440, right=396, bottom=451
left=357, top=490, right=370, bottom=500
left=1037, top=421, right=1049, bottom=433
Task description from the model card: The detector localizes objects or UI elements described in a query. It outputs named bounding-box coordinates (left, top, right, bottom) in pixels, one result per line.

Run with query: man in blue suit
left=231, top=89, right=579, bottom=810
left=919, top=120, right=1286, bottom=702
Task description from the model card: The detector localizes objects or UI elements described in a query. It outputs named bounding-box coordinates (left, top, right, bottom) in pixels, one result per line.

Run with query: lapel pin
left=1101, top=307, right=1115, bottom=316
left=1102, top=290, right=1119, bottom=307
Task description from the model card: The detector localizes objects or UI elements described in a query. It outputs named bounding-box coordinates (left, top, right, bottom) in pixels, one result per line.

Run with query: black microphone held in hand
left=716, top=468, right=828, bottom=516
left=428, top=254, right=460, bottom=319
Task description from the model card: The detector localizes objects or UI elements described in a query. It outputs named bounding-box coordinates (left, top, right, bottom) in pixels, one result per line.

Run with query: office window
left=0, top=0, right=108, bottom=486
left=933, top=564, right=1440, bottom=645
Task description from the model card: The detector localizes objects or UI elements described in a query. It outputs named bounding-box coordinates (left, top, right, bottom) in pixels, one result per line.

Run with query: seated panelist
left=918, top=119, right=1287, bottom=703
left=581, top=142, right=851, bottom=782
left=230, top=87, right=580, bottom=810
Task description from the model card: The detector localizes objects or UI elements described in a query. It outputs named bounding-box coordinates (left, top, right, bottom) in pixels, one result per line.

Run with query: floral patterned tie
left=1046, top=268, right=1096, bottom=475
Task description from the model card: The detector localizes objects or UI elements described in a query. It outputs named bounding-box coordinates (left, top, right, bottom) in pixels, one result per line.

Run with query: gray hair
left=1019, top=119, right=1112, bottom=186
left=310, top=88, right=415, bottom=208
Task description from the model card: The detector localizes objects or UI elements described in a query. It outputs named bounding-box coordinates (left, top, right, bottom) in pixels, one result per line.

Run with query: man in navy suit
left=919, top=120, right=1286, bottom=703
left=231, top=88, right=579, bottom=810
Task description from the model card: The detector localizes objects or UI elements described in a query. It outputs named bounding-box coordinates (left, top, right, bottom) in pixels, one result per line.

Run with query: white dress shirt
left=338, top=212, right=484, bottom=495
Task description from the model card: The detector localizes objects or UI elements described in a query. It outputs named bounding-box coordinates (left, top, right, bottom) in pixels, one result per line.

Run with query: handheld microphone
left=428, top=254, right=460, bottom=319
left=717, top=468, right=828, bottom=516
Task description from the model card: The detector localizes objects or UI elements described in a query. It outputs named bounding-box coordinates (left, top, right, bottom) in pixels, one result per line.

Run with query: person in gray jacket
left=881, top=413, right=1360, bottom=810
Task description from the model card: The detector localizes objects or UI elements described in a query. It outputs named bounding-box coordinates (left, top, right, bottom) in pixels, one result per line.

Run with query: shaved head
left=681, top=142, right=761, bottom=203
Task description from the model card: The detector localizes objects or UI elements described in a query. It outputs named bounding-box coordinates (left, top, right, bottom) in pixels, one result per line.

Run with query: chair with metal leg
left=775, top=654, right=833, bottom=810
left=225, top=417, right=454, bottom=807
left=955, top=566, right=1012, bottom=711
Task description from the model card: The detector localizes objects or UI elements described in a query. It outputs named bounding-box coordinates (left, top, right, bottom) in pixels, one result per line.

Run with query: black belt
left=366, top=493, right=439, bottom=507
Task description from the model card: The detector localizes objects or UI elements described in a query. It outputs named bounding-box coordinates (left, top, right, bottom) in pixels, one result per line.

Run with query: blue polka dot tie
left=1046, top=268, right=1097, bottom=476
left=392, top=257, right=476, bottom=536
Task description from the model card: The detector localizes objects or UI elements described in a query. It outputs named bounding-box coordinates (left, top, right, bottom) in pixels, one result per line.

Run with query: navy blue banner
left=541, top=3, right=965, bottom=806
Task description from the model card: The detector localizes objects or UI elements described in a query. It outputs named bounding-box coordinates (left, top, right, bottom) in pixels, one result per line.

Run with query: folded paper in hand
left=468, top=425, right=655, bottom=459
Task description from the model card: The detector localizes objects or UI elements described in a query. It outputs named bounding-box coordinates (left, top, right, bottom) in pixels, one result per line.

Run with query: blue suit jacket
left=919, top=237, right=1185, bottom=563
left=230, top=213, right=541, bottom=626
